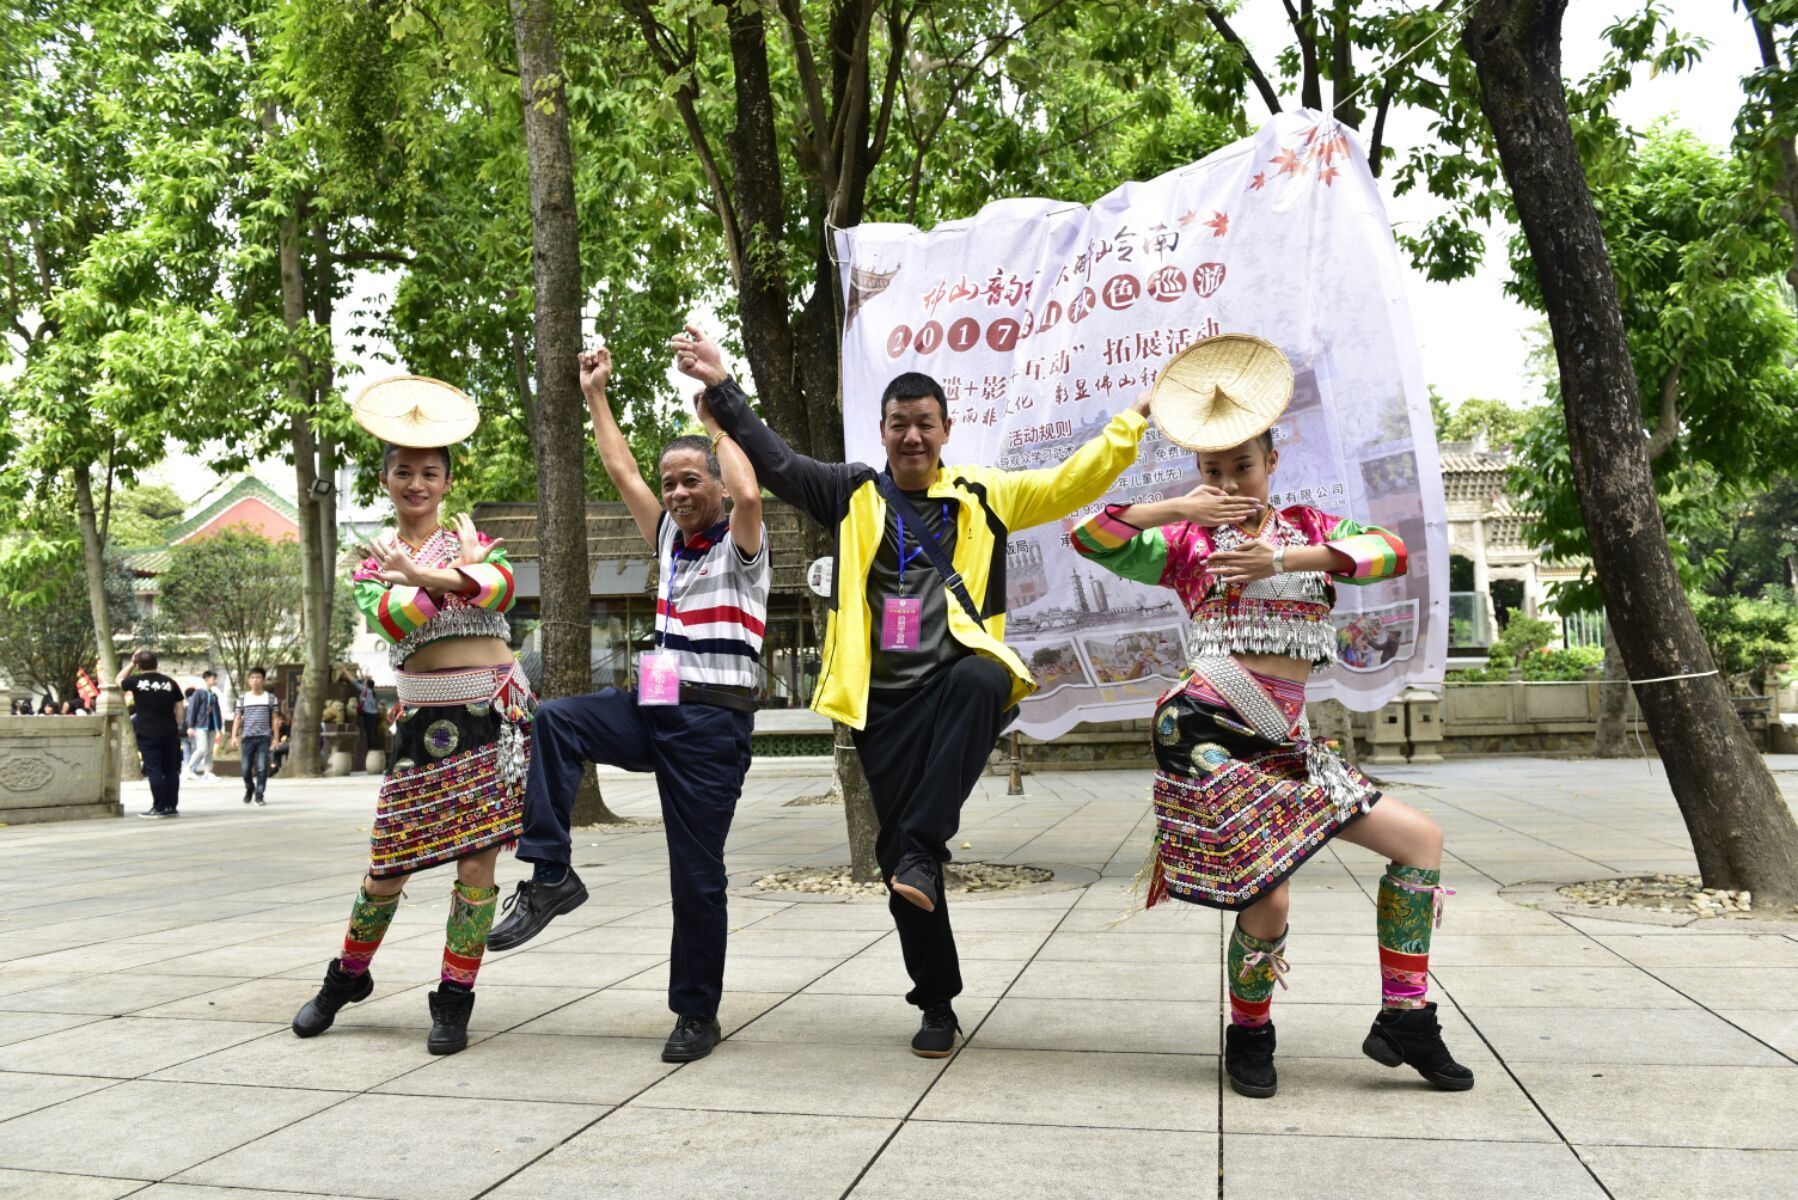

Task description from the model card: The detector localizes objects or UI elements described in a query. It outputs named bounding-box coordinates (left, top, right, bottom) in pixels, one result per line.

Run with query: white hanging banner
left=835, top=112, right=1447, bottom=739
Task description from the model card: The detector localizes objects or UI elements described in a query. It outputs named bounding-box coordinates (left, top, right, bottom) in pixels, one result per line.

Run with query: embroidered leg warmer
left=339, top=885, right=401, bottom=975
left=442, top=881, right=501, bottom=990
left=1228, top=923, right=1289, bottom=1027
left=1377, top=864, right=1452, bottom=1010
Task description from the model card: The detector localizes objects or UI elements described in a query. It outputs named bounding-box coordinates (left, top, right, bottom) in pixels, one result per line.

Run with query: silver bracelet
left=1271, top=545, right=1287, bottom=575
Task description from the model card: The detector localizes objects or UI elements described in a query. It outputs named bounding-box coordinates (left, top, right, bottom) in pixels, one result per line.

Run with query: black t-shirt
left=122, top=672, right=183, bottom=741
left=866, top=488, right=970, bottom=688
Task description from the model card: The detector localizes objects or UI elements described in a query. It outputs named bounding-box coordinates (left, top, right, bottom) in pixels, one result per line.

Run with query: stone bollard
left=1402, top=687, right=1445, bottom=764
left=365, top=749, right=386, bottom=775
left=1366, top=698, right=1410, bottom=765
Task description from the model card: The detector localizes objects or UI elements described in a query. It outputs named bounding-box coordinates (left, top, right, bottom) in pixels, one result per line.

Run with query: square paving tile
left=1577, top=1144, right=1798, bottom=1200
left=0, top=1017, right=282, bottom=1079
left=1649, top=967, right=1798, bottom=1009
left=729, top=993, right=997, bottom=1048
left=1509, top=1063, right=1798, bottom=1149
left=1593, top=934, right=1798, bottom=968
left=0, top=1080, right=342, bottom=1179
left=0, top=1071, right=119, bottom=1122
left=0, top=1169, right=144, bottom=1200
left=137, top=978, right=324, bottom=1024
left=805, top=951, right=1027, bottom=1000
left=1221, top=1134, right=1605, bottom=1199
left=175, top=1093, right=604, bottom=1200
left=1032, top=930, right=1218, bottom=963
left=1432, top=965, right=1692, bottom=1008
left=0, top=1012, right=104, bottom=1049
left=1005, top=959, right=1221, bottom=1003
left=1222, top=1054, right=1554, bottom=1142
left=917, top=1047, right=1217, bottom=1131
left=632, top=1038, right=947, bottom=1118
left=334, top=983, right=594, bottom=1033
left=851, top=1119, right=1213, bottom=1200
left=515, top=988, right=785, bottom=1040
left=485, top=1107, right=894, bottom=1200
left=375, top=1032, right=676, bottom=1105
left=0, top=973, right=251, bottom=1017
left=974, top=997, right=1216, bottom=1054
left=1469, top=1005, right=1787, bottom=1067
left=151, top=1025, right=465, bottom=1091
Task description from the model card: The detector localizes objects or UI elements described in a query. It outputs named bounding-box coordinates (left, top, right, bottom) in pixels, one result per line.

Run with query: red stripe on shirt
left=375, top=591, right=407, bottom=641
left=654, top=600, right=767, bottom=636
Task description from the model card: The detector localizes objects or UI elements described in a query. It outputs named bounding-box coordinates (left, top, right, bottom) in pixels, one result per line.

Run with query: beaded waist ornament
left=393, top=661, right=533, bottom=786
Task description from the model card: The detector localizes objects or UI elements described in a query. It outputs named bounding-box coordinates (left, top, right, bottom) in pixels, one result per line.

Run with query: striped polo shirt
left=654, top=513, right=772, bottom=688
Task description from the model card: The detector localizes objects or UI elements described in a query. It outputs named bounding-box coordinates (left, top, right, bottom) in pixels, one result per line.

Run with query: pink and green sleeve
left=454, top=546, right=516, bottom=613
left=1069, top=504, right=1171, bottom=586
left=1297, top=509, right=1406, bottom=585
left=351, top=563, right=440, bottom=645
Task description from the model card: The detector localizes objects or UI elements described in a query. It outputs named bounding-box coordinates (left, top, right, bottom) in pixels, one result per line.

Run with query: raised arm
left=694, top=389, right=764, bottom=559
left=580, top=347, right=662, bottom=547
left=993, top=393, right=1153, bottom=532
left=671, top=324, right=858, bottom=528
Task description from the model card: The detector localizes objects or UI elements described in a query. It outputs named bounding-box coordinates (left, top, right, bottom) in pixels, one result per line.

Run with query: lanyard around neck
left=895, top=501, right=951, bottom=592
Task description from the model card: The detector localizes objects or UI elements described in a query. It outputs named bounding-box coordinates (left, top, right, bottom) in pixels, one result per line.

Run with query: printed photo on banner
left=1082, top=628, right=1187, bottom=685
left=1334, top=600, right=1420, bottom=672
left=1025, top=641, right=1092, bottom=697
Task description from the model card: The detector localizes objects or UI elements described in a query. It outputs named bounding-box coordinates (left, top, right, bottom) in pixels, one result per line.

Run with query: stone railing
left=0, top=711, right=125, bottom=824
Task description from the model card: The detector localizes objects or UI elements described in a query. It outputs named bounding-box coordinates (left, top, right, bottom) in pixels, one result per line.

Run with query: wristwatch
left=1271, top=545, right=1287, bottom=576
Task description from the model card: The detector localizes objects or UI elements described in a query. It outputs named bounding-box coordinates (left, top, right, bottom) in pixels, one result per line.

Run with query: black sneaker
left=292, top=958, right=375, bottom=1038
left=243, top=794, right=253, bottom=805
left=486, top=868, right=589, bottom=952
left=139, top=809, right=167, bottom=819
left=254, top=797, right=266, bottom=806
left=911, top=1002, right=961, bottom=1058
left=889, top=854, right=941, bottom=913
left=1225, top=1021, right=1278, bottom=1098
left=662, top=1015, right=722, bottom=1063
left=1362, top=1001, right=1476, bottom=1090
left=427, top=985, right=476, bottom=1055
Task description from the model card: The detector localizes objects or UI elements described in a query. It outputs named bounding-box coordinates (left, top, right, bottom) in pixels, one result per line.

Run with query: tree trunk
left=1594, top=618, right=1629, bottom=757
left=837, top=723, right=882, bottom=882
left=72, top=463, right=119, bottom=683
left=510, top=0, right=616, bottom=825
left=279, top=208, right=325, bottom=777
left=1466, top=0, right=1798, bottom=906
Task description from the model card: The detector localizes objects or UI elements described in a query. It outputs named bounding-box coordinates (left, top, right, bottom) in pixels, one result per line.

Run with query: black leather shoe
left=1225, top=1021, right=1278, bottom=1097
left=486, top=869, right=588, bottom=952
left=1362, top=1001, right=1476, bottom=1090
left=911, top=1002, right=961, bottom=1058
left=292, top=958, right=374, bottom=1038
left=427, top=985, right=476, bottom=1055
left=662, top=1014, right=722, bottom=1062
left=889, top=854, right=941, bottom=913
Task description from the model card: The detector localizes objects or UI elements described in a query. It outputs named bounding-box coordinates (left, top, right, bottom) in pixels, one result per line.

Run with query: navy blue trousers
left=519, top=688, right=753, bottom=1020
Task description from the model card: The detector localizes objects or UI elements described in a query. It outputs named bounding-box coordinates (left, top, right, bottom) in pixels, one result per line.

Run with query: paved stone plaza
left=2, top=756, right=1795, bottom=1200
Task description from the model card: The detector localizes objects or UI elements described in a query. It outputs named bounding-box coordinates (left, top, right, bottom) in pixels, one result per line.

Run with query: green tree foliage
left=108, top=484, right=189, bottom=549
left=158, top=526, right=303, bottom=688
left=1689, top=475, right=1798, bottom=600
left=1689, top=590, right=1798, bottom=689
left=1509, top=125, right=1798, bottom=612
left=1435, top=396, right=1537, bottom=449
left=0, top=539, right=137, bottom=699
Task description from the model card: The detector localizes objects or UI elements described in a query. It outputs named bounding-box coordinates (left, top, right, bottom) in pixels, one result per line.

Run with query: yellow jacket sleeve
left=990, top=409, right=1148, bottom=532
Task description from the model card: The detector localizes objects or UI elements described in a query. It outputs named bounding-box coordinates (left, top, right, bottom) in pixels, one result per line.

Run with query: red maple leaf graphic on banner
left=1177, top=209, right=1198, bottom=226
left=1204, top=210, right=1229, bottom=238
left=1273, top=147, right=1303, bottom=176
left=1247, top=172, right=1266, bottom=192
left=1320, top=165, right=1340, bottom=187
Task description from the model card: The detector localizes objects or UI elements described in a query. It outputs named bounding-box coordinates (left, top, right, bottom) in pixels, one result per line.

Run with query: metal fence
left=1561, top=610, right=1606, bottom=648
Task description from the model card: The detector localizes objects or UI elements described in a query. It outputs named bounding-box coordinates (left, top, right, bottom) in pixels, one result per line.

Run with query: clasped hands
left=1180, top=484, right=1277, bottom=585
left=365, top=513, right=504, bottom=591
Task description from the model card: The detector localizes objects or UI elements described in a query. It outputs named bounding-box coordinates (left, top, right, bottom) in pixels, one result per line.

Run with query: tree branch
left=1368, top=0, right=1460, bottom=176
left=622, top=0, right=745, bottom=282
left=1645, top=357, right=1682, bottom=461
left=1745, top=1, right=1798, bottom=299
left=866, top=1, right=913, bottom=166
left=1285, top=0, right=1323, bottom=110
left=1330, top=0, right=1361, bottom=126
left=776, top=0, right=835, bottom=203
left=1201, top=4, right=1282, bottom=115
left=331, top=249, right=416, bottom=268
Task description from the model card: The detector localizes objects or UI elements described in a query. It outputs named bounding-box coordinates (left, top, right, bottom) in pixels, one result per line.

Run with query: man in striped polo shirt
left=489, top=343, right=770, bottom=1065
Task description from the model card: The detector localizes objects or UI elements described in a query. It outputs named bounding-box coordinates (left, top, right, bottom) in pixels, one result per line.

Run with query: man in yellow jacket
left=674, top=326, right=1150, bottom=1057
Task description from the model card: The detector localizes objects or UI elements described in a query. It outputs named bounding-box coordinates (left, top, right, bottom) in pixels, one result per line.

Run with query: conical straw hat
left=351, top=375, right=479, bottom=448
left=1149, top=333, right=1293, bottom=452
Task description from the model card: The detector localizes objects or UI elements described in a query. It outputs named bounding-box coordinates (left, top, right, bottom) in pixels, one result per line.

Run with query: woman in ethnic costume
left=1069, top=335, right=1472, bottom=1099
left=291, top=376, right=531, bottom=1055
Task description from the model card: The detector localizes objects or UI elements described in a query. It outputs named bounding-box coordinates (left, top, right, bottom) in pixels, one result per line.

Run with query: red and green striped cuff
left=1325, top=528, right=1406, bottom=582
left=457, top=561, right=515, bottom=612
left=374, top=586, right=439, bottom=642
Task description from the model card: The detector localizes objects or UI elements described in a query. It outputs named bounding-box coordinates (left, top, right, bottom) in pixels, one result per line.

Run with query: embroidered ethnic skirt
left=369, top=664, right=534, bottom=879
left=1144, top=689, right=1380, bottom=910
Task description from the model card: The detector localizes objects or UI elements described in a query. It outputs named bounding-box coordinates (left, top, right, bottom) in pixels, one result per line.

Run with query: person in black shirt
left=118, top=650, right=185, bottom=818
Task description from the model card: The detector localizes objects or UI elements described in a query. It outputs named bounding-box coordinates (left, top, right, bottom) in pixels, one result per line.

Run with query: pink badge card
left=638, top=651, right=681, bottom=705
left=881, top=597, right=922, bottom=651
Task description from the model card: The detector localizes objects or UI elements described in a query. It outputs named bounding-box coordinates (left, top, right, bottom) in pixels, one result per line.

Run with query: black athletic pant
left=852, top=655, right=1014, bottom=1009
left=137, top=736, right=183, bottom=813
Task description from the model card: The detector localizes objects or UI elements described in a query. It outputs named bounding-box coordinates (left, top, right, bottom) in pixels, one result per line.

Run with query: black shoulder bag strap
left=874, top=472, right=985, bottom=628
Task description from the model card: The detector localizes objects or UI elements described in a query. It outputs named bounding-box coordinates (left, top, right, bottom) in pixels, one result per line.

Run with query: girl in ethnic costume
left=1069, top=335, right=1472, bottom=1098
left=291, top=377, right=531, bottom=1055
